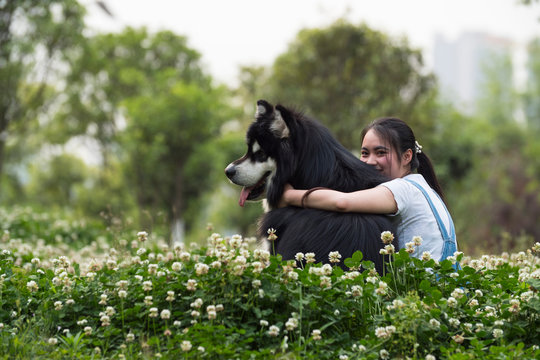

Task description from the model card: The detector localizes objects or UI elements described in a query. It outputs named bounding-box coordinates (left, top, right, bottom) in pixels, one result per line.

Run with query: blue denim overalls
left=405, top=179, right=458, bottom=262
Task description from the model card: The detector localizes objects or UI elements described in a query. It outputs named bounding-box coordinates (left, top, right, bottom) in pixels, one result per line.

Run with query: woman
left=279, top=117, right=458, bottom=261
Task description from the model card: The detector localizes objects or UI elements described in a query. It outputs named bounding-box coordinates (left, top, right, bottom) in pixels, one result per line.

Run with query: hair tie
left=301, top=187, right=327, bottom=208
left=415, top=141, right=423, bottom=154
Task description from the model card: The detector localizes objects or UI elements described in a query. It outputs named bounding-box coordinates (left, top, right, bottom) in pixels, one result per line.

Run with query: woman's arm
left=280, top=184, right=397, bottom=214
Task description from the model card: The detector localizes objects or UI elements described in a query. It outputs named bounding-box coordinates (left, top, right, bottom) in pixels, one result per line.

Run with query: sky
left=83, top=0, right=540, bottom=86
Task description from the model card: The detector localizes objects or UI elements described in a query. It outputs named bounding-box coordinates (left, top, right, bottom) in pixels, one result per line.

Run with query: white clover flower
left=48, top=337, right=58, bottom=345
left=166, top=291, right=175, bottom=302
left=520, top=291, right=534, bottom=302
left=148, top=264, right=158, bottom=274
left=421, top=251, right=432, bottom=261
left=375, top=281, right=388, bottom=296
left=380, top=349, right=390, bottom=359
left=380, top=231, right=394, bottom=245
left=260, top=320, right=269, bottom=327
left=54, top=301, right=63, bottom=311
left=366, top=276, right=378, bottom=284
left=311, top=329, right=322, bottom=340
left=493, top=328, right=504, bottom=338
left=252, top=279, right=261, bottom=288
left=144, top=296, right=153, bottom=306
left=26, top=280, right=38, bottom=292
left=84, top=326, right=92, bottom=336
left=229, top=234, right=243, bottom=248
left=207, top=310, right=217, bottom=320
left=319, top=276, right=332, bottom=288
left=339, top=355, right=348, bottom=360
left=118, top=290, right=127, bottom=299
left=285, top=317, right=298, bottom=331
left=100, top=314, right=110, bottom=326
left=429, top=318, right=440, bottom=328
left=77, top=319, right=88, bottom=326
left=148, top=308, right=158, bottom=318
left=295, top=252, right=304, bottom=262
left=404, top=242, right=416, bottom=254
left=412, top=236, right=423, bottom=246
left=384, top=244, right=395, bottom=254
left=452, top=334, right=464, bottom=344
left=351, top=285, right=363, bottom=297
left=142, top=281, right=153, bottom=292
left=287, top=271, right=299, bottom=281
left=179, top=252, right=191, bottom=262
left=171, top=262, right=183, bottom=271
left=126, top=332, right=135, bottom=342
left=321, top=264, right=333, bottom=276
left=451, top=288, right=465, bottom=299
left=186, top=279, right=197, bottom=291
left=216, top=304, right=224, bottom=312
left=195, top=263, right=209, bottom=276
left=329, top=251, right=342, bottom=263
left=448, top=318, right=460, bottom=327
left=447, top=297, right=458, bottom=307
left=305, top=252, right=316, bottom=263
left=198, top=346, right=205, bottom=353
left=375, top=327, right=389, bottom=339
left=267, top=228, right=277, bottom=241
left=190, top=298, right=203, bottom=309
left=268, top=325, right=280, bottom=337
left=137, top=231, right=148, bottom=242
left=475, top=289, right=484, bottom=297
left=173, top=320, right=182, bottom=327
left=116, top=280, right=129, bottom=290
left=160, top=309, right=171, bottom=320
left=425, top=355, right=436, bottom=360
left=191, top=310, right=200, bottom=318
left=181, top=340, right=192, bottom=352
left=105, top=306, right=116, bottom=317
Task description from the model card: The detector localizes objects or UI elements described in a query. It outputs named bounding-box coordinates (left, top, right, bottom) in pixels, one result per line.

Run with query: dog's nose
left=225, top=164, right=236, bottom=178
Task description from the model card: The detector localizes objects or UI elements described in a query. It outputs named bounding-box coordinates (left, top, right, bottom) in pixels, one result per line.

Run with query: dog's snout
left=225, top=164, right=236, bottom=179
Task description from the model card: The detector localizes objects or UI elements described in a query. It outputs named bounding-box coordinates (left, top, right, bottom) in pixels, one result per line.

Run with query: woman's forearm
left=283, top=186, right=397, bottom=214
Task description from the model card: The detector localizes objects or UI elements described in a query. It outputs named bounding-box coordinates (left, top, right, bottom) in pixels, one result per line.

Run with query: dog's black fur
left=226, top=100, right=396, bottom=273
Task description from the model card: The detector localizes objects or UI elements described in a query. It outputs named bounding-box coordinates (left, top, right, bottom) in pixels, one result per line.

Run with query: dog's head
left=225, top=100, right=295, bottom=208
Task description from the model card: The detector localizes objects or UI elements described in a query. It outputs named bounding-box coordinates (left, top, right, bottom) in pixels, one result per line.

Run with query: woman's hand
left=278, top=183, right=295, bottom=208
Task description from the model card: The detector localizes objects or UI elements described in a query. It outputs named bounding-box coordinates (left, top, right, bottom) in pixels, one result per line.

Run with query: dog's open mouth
left=239, top=171, right=271, bottom=207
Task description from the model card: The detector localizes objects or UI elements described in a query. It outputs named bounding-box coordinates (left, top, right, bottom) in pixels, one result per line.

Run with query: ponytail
left=416, top=152, right=446, bottom=204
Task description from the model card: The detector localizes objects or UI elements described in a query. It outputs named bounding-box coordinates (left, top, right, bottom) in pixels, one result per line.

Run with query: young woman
left=279, top=117, right=458, bottom=261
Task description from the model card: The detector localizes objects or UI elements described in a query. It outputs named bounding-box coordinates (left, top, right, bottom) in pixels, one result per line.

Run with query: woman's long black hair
left=361, top=117, right=446, bottom=203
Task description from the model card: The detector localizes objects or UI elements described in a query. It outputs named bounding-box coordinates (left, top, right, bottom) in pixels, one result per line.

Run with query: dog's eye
left=253, top=150, right=266, bottom=161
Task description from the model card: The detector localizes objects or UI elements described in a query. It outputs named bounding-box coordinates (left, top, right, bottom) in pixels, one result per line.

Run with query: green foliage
left=266, top=19, right=437, bottom=151
left=0, top=0, right=86, bottom=191
left=0, top=210, right=539, bottom=359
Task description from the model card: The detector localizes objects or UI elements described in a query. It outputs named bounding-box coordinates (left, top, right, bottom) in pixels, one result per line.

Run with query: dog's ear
left=255, top=99, right=273, bottom=119
left=255, top=100, right=290, bottom=139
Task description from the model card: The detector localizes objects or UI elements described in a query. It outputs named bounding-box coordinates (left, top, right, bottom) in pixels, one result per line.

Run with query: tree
left=122, top=81, right=234, bottom=241
left=265, top=20, right=437, bottom=151
left=0, top=0, right=86, bottom=194
left=47, top=27, right=237, bottom=241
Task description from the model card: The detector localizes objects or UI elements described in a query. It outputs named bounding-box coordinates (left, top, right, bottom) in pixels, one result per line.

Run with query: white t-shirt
left=381, top=174, right=452, bottom=260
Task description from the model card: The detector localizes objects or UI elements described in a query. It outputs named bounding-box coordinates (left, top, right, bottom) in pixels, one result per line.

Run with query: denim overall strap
left=405, top=179, right=457, bottom=262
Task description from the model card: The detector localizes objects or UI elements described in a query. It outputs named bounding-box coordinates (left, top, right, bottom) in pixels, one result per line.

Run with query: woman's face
left=360, top=129, right=408, bottom=179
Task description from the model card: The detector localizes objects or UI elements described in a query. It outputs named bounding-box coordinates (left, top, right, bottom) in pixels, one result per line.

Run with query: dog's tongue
left=239, top=186, right=253, bottom=207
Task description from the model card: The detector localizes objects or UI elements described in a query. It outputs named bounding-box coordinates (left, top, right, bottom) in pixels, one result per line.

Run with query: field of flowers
left=0, top=208, right=539, bottom=359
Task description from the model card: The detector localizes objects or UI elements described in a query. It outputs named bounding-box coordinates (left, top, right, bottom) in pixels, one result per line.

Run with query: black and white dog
left=225, top=100, right=396, bottom=273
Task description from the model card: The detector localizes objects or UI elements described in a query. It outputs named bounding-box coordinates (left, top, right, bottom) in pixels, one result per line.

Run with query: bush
left=0, top=213, right=539, bottom=359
